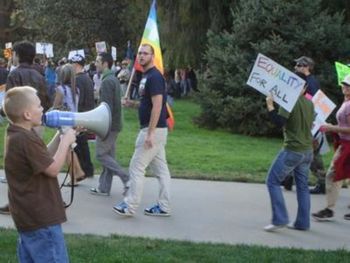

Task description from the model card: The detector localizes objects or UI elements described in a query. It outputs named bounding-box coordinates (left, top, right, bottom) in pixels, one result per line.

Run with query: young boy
left=3, top=86, right=76, bottom=262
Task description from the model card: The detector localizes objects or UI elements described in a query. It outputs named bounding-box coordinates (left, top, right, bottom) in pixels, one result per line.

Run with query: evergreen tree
left=196, top=0, right=350, bottom=136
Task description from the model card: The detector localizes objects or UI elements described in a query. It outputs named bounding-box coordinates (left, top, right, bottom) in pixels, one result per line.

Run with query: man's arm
left=144, top=94, right=162, bottom=149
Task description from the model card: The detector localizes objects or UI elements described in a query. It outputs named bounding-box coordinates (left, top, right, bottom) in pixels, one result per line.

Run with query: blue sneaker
left=113, top=201, right=133, bottom=216
left=144, top=204, right=170, bottom=217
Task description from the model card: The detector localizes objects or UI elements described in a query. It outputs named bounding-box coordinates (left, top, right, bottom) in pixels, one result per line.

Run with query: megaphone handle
left=60, top=126, right=77, bottom=150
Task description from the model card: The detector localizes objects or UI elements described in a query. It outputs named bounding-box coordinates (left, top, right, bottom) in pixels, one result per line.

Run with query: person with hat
left=71, top=54, right=95, bottom=180
left=312, top=74, right=350, bottom=221
left=282, top=56, right=327, bottom=194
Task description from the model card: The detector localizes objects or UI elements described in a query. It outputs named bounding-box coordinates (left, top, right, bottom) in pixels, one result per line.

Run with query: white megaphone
left=43, top=102, right=111, bottom=140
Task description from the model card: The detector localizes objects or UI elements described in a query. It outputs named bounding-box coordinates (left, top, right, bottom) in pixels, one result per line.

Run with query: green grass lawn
left=0, top=99, right=333, bottom=183
left=0, top=100, right=344, bottom=261
left=1, top=228, right=350, bottom=263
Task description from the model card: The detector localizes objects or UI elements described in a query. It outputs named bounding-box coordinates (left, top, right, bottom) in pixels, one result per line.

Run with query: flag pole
left=124, top=67, right=136, bottom=99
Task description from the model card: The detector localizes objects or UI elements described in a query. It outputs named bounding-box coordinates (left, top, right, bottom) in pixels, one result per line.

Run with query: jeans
left=266, top=149, right=313, bottom=229
left=17, top=224, right=69, bottom=263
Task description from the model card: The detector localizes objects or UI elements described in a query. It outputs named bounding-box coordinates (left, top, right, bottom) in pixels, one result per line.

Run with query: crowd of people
left=264, top=56, right=350, bottom=232
left=0, top=41, right=176, bottom=262
left=0, top=40, right=350, bottom=262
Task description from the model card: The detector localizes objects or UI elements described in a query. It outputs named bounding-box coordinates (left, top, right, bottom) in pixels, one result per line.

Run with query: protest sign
left=95, top=41, right=107, bottom=54
left=335, top=62, right=350, bottom=86
left=111, top=46, right=117, bottom=61
left=311, top=90, right=336, bottom=136
left=68, top=49, right=85, bottom=60
left=312, top=89, right=336, bottom=122
left=5, top=42, right=12, bottom=49
left=36, top=43, right=54, bottom=57
left=247, top=53, right=305, bottom=112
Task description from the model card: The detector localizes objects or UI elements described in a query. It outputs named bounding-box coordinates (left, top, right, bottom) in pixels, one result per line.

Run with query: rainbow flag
left=135, top=0, right=174, bottom=130
left=134, top=0, right=164, bottom=74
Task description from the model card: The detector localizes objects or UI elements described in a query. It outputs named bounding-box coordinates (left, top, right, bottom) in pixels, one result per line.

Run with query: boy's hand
left=60, top=128, right=76, bottom=146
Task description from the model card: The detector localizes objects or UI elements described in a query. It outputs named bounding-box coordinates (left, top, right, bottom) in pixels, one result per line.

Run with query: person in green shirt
left=264, top=72, right=314, bottom=232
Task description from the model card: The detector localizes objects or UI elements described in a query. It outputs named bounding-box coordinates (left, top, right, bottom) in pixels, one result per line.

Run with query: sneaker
left=263, top=224, right=286, bottom=232
left=286, top=223, right=308, bottom=231
left=312, top=208, right=334, bottom=221
left=144, top=204, right=170, bottom=217
left=89, top=188, right=110, bottom=196
left=0, top=204, right=10, bottom=215
left=309, top=183, right=325, bottom=194
left=0, top=176, right=7, bottom=184
left=344, top=213, right=350, bottom=220
left=113, top=201, right=133, bottom=216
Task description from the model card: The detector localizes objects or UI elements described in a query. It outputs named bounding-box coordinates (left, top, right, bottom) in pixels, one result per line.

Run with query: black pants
left=74, top=133, right=94, bottom=177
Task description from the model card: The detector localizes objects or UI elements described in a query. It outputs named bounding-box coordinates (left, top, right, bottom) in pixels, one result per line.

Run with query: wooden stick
left=124, top=67, right=136, bottom=99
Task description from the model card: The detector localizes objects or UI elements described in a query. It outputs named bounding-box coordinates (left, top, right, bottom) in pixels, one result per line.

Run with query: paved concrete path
left=1, top=170, right=350, bottom=250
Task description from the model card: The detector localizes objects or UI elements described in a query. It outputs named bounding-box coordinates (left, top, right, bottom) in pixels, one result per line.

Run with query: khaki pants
left=125, top=128, right=171, bottom=214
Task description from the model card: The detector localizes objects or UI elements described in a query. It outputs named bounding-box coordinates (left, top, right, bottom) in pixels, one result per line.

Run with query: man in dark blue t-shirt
left=138, top=67, right=168, bottom=129
left=113, top=44, right=171, bottom=217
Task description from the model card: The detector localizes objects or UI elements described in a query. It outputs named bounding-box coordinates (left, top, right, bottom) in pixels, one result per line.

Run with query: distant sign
left=95, top=41, right=107, bottom=54
left=36, top=42, right=54, bottom=58
left=111, top=46, right=117, bottom=61
left=68, top=49, right=85, bottom=60
left=5, top=42, right=12, bottom=49
left=247, top=53, right=305, bottom=112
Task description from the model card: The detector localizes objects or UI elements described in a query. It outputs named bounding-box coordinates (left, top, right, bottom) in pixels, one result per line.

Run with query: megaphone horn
left=43, top=102, right=112, bottom=140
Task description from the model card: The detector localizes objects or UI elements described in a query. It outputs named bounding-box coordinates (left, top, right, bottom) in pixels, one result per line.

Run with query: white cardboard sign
left=247, top=53, right=305, bottom=112
left=36, top=42, right=54, bottom=57
left=68, top=49, right=85, bottom=60
left=95, top=41, right=107, bottom=54
left=111, top=46, right=117, bottom=61
left=311, top=89, right=336, bottom=135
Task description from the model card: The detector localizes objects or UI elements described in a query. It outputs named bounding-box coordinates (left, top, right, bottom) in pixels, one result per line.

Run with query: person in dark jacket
left=6, top=41, right=50, bottom=112
left=71, top=54, right=95, bottom=179
left=90, top=52, right=129, bottom=196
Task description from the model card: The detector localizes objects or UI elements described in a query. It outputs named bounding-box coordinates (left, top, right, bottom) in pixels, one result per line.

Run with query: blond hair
left=3, top=86, right=37, bottom=123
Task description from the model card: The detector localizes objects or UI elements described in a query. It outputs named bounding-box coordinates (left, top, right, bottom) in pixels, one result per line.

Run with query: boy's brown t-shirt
left=5, top=124, right=66, bottom=232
